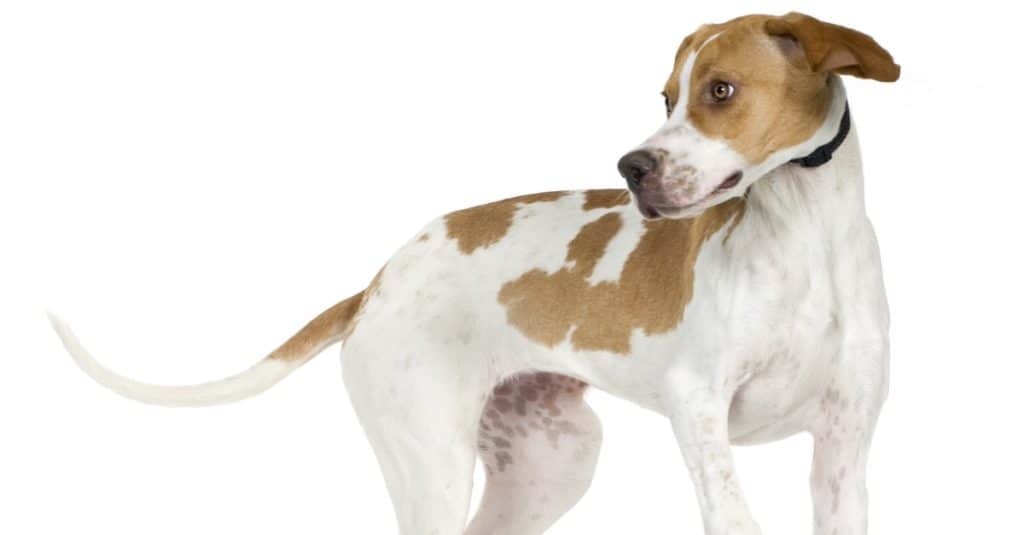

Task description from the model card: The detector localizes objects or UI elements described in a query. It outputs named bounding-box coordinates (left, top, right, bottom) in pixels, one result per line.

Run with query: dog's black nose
left=617, top=150, right=660, bottom=190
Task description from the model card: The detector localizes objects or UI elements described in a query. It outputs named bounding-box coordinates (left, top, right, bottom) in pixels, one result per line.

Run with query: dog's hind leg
left=465, top=373, right=602, bottom=535
left=342, top=342, right=493, bottom=535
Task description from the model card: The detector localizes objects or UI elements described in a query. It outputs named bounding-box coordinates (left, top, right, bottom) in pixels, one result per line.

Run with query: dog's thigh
left=466, top=373, right=602, bottom=535
left=342, top=334, right=492, bottom=535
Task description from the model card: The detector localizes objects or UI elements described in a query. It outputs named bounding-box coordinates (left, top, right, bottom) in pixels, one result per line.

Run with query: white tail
left=48, top=292, right=365, bottom=407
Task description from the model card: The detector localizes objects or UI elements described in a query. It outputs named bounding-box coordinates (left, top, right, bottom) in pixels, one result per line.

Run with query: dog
left=50, top=12, right=899, bottom=535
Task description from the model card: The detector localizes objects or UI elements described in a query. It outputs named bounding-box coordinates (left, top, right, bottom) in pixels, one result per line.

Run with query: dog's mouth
left=635, top=171, right=744, bottom=220
left=714, top=171, right=744, bottom=193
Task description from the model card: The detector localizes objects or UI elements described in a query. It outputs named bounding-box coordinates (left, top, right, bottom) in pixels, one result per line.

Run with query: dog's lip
left=639, top=193, right=716, bottom=217
left=640, top=171, right=744, bottom=217
left=714, top=171, right=744, bottom=193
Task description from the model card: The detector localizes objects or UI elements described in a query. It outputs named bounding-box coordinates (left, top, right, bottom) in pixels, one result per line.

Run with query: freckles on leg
left=665, top=381, right=761, bottom=535
left=810, top=387, right=875, bottom=535
left=467, top=373, right=602, bottom=535
left=811, top=435, right=869, bottom=535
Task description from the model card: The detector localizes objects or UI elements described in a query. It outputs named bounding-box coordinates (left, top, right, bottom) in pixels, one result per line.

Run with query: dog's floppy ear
left=764, top=12, right=900, bottom=82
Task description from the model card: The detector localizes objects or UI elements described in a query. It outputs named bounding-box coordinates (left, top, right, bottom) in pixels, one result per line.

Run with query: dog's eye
left=662, top=92, right=673, bottom=116
left=709, top=81, right=735, bottom=102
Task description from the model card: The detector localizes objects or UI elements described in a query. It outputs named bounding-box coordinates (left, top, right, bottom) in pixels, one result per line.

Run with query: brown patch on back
left=499, top=212, right=623, bottom=349
left=444, top=191, right=567, bottom=254
left=499, top=199, right=745, bottom=354
left=582, top=189, right=631, bottom=210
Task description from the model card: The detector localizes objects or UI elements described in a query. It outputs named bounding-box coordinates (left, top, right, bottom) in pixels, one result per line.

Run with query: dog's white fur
left=51, top=35, right=889, bottom=535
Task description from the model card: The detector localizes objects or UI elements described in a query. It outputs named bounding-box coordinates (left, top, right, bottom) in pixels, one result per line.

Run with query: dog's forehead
left=664, top=15, right=778, bottom=96
left=657, top=14, right=834, bottom=167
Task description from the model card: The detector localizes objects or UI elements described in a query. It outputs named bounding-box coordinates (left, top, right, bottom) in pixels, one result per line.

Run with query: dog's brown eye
left=710, top=81, right=735, bottom=102
left=662, top=92, right=673, bottom=116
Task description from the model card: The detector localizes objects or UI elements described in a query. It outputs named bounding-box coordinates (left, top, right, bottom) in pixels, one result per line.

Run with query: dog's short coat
left=51, top=12, right=899, bottom=535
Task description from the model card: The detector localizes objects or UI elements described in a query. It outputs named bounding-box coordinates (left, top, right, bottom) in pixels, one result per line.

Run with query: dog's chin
left=635, top=195, right=715, bottom=221
left=641, top=203, right=706, bottom=220
left=646, top=204, right=699, bottom=220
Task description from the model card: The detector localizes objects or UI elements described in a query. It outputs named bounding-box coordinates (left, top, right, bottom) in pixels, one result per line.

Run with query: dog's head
left=619, top=13, right=899, bottom=219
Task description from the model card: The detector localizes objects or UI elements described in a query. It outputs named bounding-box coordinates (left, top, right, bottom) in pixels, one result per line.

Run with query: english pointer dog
left=51, top=12, right=900, bottom=535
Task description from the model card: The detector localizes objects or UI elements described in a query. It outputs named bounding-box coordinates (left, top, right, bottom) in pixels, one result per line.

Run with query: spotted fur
left=50, top=11, right=897, bottom=535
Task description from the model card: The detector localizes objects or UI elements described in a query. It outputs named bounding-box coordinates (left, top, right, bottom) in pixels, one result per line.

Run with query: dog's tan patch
left=763, top=13, right=900, bottom=83
left=344, top=265, right=387, bottom=336
left=664, top=13, right=898, bottom=164
left=269, top=292, right=365, bottom=362
left=499, top=212, right=624, bottom=349
left=499, top=199, right=745, bottom=354
left=583, top=189, right=631, bottom=211
left=268, top=264, right=387, bottom=362
left=445, top=191, right=567, bottom=254
left=684, top=21, right=831, bottom=164
left=663, top=21, right=731, bottom=107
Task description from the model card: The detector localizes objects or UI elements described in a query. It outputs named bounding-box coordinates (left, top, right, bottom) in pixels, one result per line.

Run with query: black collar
left=789, top=102, right=851, bottom=168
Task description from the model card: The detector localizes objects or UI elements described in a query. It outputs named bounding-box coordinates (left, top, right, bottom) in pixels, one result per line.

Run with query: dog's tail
left=48, top=291, right=366, bottom=408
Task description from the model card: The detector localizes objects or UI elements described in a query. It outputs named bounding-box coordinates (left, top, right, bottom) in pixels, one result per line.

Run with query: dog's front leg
left=809, top=341, right=887, bottom=535
left=665, top=376, right=761, bottom=535
left=809, top=384, right=884, bottom=534
left=810, top=427, right=872, bottom=535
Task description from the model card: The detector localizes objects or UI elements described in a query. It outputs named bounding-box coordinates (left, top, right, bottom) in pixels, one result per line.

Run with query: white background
left=2, top=1, right=1021, bottom=533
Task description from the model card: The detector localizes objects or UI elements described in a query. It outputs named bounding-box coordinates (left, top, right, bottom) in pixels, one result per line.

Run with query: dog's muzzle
left=617, top=150, right=665, bottom=218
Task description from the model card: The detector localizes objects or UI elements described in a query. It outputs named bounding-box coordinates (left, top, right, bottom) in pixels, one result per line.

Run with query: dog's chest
left=603, top=203, right=843, bottom=442
left=724, top=326, right=840, bottom=444
left=710, top=216, right=848, bottom=442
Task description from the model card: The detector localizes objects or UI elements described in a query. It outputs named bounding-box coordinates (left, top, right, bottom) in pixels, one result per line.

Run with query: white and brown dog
left=51, top=12, right=899, bottom=535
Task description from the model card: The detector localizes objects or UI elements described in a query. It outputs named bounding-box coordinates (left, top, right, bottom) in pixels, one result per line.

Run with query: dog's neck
left=790, top=103, right=851, bottom=169
left=744, top=82, right=867, bottom=235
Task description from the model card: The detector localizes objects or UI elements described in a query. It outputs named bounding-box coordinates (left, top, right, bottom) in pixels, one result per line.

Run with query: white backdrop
left=2, top=1, right=1021, bottom=533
